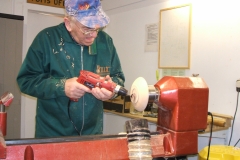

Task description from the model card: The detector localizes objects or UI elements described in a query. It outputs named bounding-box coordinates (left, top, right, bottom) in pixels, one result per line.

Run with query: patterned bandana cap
left=65, top=0, right=110, bottom=28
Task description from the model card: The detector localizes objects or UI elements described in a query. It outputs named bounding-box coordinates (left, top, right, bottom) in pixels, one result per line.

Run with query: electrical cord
left=228, top=91, right=239, bottom=146
left=68, top=100, right=80, bottom=135
left=206, top=112, right=213, bottom=160
left=234, top=138, right=240, bottom=147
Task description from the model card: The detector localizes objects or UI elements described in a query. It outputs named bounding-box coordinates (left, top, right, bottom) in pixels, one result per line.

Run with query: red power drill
left=72, top=70, right=128, bottom=101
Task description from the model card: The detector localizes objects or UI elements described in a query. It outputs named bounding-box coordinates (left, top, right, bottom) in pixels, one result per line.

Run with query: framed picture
left=158, top=4, right=192, bottom=69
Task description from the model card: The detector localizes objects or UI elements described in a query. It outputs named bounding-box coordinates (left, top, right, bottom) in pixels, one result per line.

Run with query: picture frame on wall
left=158, top=4, right=192, bottom=69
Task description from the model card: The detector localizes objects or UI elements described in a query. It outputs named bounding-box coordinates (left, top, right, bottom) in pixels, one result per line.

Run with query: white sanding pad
left=130, top=77, right=149, bottom=111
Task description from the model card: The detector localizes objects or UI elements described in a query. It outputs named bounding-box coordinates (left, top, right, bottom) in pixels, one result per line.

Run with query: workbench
left=104, top=109, right=233, bottom=133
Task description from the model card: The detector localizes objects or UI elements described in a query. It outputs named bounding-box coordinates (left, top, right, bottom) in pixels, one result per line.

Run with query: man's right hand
left=64, top=77, right=92, bottom=99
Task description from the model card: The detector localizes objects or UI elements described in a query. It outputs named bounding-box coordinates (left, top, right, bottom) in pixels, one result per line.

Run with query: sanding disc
left=130, top=77, right=149, bottom=111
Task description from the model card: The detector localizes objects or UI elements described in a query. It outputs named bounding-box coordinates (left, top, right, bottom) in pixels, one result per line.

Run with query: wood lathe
left=0, top=76, right=209, bottom=159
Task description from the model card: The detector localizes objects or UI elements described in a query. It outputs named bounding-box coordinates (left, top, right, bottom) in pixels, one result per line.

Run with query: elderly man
left=17, top=0, right=125, bottom=138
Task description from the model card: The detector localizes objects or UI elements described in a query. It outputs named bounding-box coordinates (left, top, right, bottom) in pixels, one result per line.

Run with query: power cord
left=228, top=90, right=239, bottom=146
left=68, top=100, right=81, bottom=135
left=234, top=138, right=240, bottom=147
left=206, top=112, right=213, bottom=160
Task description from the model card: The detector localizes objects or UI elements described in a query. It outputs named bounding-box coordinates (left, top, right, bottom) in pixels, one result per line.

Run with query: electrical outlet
left=236, top=79, right=240, bottom=92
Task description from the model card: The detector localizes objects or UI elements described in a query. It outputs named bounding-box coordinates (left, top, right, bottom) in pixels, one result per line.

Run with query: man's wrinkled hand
left=65, top=77, right=91, bottom=99
left=91, top=87, right=115, bottom=101
left=92, top=75, right=115, bottom=101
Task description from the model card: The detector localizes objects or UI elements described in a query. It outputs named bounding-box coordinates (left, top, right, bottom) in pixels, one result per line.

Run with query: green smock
left=17, top=23, right=125, bottom=138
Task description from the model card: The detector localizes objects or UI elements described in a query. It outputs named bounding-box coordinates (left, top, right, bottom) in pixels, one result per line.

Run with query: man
left=17, top=0, right=125, bottom=138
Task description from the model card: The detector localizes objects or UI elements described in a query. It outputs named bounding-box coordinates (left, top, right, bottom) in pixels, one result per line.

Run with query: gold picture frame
left=158, top=4, right=192, bottom=69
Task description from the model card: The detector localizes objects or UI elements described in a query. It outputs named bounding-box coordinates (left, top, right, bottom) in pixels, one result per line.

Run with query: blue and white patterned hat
left=65, top=0, right=110, bottom=28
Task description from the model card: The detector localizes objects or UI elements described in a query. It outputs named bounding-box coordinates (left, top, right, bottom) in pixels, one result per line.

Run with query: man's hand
left=91, top=75, right=115, bottom=101
left=65, top=77, right=91, bottom=99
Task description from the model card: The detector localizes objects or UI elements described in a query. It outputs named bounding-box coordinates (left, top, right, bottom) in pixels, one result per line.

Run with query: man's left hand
left=91, top=75, right=115, bottom=101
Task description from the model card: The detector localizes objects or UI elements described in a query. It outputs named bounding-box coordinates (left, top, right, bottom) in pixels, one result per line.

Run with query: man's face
left=66, top=18, right=100, bottom=46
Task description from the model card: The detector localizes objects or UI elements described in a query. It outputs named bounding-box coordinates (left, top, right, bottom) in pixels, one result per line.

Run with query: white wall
left=0, top=0, right=240, bottom=149
left=106, top=0, right=240, bottom=147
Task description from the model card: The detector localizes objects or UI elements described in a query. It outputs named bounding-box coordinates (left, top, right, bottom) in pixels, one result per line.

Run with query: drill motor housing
left=73, top=70, right=127, bottom=101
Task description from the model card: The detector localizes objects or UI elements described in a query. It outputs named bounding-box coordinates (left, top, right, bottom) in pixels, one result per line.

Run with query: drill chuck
left=115, top=85, right=128, bottom=96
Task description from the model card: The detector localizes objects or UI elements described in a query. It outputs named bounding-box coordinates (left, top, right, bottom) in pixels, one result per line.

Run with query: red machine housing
left=155, top=76, right=209, bottom=156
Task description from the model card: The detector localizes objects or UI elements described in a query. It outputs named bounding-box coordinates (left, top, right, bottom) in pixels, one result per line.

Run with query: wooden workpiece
left=205, top=112, right=233, bottom=132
